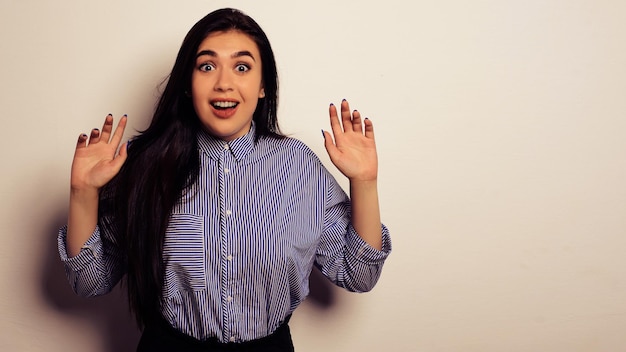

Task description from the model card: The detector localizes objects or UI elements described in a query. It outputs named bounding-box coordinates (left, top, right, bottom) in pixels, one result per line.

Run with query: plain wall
left=1, top=0, right=625, bottom=351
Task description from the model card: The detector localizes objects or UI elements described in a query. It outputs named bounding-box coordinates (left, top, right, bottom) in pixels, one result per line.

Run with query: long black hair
left=100, top=8, right=283, bottom=327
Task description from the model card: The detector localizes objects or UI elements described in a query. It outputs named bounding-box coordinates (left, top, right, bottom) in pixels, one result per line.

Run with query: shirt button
left=224, top=144, right=229, bottom=150
left=227, top=296, right=233, bottom=302
left=226, top=210, right=232, bottom=216
left=230, top=336, right=236, bottom=342
left=224, top=168, right=230, bottom=173
left=227, top=255, right=233, bottom=261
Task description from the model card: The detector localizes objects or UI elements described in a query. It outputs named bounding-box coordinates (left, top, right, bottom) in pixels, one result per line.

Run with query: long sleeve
left=314, top=167, right=392, bottom=292
left=57, top=224, right=125, bottom=297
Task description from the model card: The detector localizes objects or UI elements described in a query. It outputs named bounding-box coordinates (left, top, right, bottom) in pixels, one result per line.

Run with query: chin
left=206, top=127, right=245, bottom=141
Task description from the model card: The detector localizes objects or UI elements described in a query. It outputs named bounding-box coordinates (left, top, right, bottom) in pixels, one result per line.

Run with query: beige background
left=1, top=0, right=625, bottom=351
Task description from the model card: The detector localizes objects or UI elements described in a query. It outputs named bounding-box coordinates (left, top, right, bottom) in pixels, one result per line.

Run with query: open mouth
left=211, top=101, right=239, bottom=110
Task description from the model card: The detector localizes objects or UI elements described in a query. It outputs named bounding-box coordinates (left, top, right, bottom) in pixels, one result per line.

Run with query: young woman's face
left=191, top=30, right=265, bottom=141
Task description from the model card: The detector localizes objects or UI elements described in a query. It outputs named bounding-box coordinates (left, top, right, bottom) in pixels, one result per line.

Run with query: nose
left=214, top=69, right=233, bottom=92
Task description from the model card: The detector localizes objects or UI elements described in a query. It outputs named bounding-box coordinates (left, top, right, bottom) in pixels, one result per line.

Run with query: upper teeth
left=213, top=101, right=237, bottom=108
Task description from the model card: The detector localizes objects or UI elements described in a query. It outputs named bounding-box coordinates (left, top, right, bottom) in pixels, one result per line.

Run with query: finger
left=364, top=118, right=375, bottom=140
left=340, top=99, right=352, bottom=132
left=88, top=128, right=101, bottom=144
left=352, top=109, right=363, bottom=134
left=110, top=142, right=129, bottom=173
left=322, top=130, right=340, bottom=164
left=109, top=115, right=128, bottom=147
left=76, top=133, right=88, bottom=148
left=99, top=114, right=114, bottom=142
left=328, top=103, right=342, bottom=137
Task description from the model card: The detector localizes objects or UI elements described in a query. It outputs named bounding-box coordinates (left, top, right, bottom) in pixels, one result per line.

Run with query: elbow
left=341, top=267, right=383, bottom=293
left=72, top=279, right=111, bottom=298
left=68, top=270, right=114, bottom=298
left=343, top=280, right=377, bottom=293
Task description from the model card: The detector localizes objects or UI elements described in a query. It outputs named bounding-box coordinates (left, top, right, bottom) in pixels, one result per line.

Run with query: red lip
left=210, top=102, right=239, bottom=119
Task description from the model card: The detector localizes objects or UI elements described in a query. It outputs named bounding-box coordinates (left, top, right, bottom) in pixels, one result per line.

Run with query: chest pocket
left=162, top=213, right=206, bottom=296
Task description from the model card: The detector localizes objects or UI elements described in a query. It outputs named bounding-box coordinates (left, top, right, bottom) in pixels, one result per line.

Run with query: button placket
left=221, top=150, right=239, bottom=331
left=223, top=156, right=235, bottom=221
left=219, top=150, right=236, bottom=338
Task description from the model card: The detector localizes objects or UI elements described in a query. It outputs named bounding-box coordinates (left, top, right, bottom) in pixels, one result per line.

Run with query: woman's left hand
left=323, top=99, right=378, bottom=182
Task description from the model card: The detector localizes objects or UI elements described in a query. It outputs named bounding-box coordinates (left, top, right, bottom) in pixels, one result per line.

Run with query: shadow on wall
left=308, top=266, right=337, bottom=309
left=40, top=210, right=140, bottom=352
left=40, top=210, right=337, bottom=351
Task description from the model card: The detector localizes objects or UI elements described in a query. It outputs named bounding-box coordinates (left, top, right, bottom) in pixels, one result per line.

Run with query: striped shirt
left=58, top=123, right=392, bottom=343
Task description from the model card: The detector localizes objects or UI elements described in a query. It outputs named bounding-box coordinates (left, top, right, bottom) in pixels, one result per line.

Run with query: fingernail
left=321, top=129, right=325, bottom=138
left=107, top=113, right=112, bottom=116
left=123, top=114, right=128, bottom=117
left=364, top=117, right=369, bottom=120
left=81, top=134, right=87, bottom=138
left=329, top=103, right=334, bottom=107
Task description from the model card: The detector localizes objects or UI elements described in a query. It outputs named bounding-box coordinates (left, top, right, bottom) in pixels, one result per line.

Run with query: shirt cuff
left=345, top=223, right=392, bottom=264
left=57, top=225, right=103, bottom=271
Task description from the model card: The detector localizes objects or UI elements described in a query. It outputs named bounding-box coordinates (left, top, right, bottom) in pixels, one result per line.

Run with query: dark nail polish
left=329, top=103, right=334, bottom=106
left=107, top=113, right=112, bottom=116
left=123, top=114, right=128, bottom=117
left=321, top=130, right=325, bottom=138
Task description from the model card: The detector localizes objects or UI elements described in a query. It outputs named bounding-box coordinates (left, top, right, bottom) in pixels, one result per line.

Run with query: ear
left=259, top=88, right=265, bottom=99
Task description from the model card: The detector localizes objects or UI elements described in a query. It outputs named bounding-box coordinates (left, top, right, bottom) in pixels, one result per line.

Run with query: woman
left=59, top=8, right=391, bottom=351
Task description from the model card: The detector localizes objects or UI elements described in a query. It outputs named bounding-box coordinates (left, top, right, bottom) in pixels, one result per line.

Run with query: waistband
left=137, top=315, right=294, bottom=352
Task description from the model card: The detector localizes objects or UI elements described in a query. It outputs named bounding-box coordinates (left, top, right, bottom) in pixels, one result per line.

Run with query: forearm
left=349, top=179, right=383, bottom=250
left=67, top=187, right=99, bottom=257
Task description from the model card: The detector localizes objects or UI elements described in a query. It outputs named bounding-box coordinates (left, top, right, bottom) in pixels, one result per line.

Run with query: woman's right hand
left=71, top=114, right=128, bottom=192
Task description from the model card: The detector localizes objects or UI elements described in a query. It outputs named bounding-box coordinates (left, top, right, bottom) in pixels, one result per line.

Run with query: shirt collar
left=197, top=122, right=256, bottom=162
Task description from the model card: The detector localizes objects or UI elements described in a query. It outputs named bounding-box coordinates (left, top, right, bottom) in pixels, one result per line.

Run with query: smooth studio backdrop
left=1, top=0, right=625, bottom=351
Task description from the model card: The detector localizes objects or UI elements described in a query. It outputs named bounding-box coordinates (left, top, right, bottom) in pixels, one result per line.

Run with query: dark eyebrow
left=196, top=49, right=217, bottom=59
left=195, top=50, right=256, bottom=62
left=232, top=50, right=256, bottom=62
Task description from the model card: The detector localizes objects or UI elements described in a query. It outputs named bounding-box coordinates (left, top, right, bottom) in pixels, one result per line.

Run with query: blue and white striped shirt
left=58, top=123, right=392, bottom=343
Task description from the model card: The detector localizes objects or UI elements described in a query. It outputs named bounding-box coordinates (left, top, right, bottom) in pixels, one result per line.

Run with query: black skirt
left=137, top=315, right=294, bottom=352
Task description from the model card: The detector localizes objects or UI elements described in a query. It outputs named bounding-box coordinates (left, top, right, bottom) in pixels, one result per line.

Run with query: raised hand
left=71, top=114, right=128, bottom=191
left=322, top=100, right=378, bottom=182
